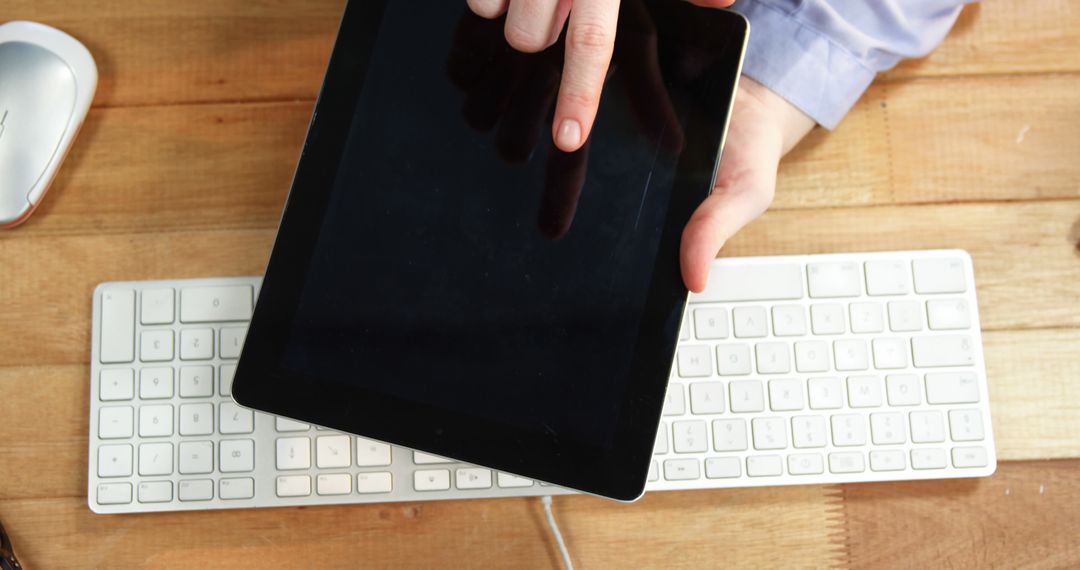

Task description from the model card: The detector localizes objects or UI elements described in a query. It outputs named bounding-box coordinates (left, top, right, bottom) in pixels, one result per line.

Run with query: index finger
left=551, top=0, right=620, bottom=152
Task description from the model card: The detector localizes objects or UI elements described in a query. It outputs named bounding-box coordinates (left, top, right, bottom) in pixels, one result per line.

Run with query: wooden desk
left=2, top=2, right=1078, bottom=567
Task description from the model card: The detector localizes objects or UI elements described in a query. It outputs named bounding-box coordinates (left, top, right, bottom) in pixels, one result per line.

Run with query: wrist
left=737, top=75, right=816, bottom=155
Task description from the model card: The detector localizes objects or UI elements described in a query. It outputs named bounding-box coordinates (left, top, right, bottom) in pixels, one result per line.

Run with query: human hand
left=465, top=0, right=734, bottom=153
left=680, top=76, right=816, bottom=292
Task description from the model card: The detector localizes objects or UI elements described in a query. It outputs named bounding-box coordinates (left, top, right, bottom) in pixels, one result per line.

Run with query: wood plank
left=4, top=73, right=1079, bottom=239
left=2, top=329, right=1075, bottom=502
left=3, top=1, right=1077, bottom=109
left=0, top=487, right=840, bottom=568
left=843, top=459, right=1080, bottom=568
left=2, top=200, right=1078, bottom=368
left=885, top=2, right=1080, bottom=80
left=1, top=0, right=343, bottom=107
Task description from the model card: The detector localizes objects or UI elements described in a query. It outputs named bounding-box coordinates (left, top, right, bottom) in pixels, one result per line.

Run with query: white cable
left=541, top=495, right=574, bottom=570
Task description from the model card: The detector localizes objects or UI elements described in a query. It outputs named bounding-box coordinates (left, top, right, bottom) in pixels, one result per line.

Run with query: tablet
left=233, top=0, right=747, bottom=501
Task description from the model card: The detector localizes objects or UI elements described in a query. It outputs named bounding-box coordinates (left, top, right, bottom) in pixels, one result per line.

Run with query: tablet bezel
left=233, top=0, right=747, bottom=501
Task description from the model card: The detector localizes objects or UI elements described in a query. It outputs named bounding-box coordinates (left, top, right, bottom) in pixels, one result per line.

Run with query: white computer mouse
left=0, top=21, right=97, bottom=228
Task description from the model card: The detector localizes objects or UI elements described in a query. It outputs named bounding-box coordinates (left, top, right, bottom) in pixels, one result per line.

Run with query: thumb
left=680, top=166, right=778, bottom=293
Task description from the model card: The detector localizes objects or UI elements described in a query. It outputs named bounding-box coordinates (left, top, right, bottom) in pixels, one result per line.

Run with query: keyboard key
left=220, top=439, right=255, bottom=472
left=729, top=381, right=764, bottom=412
left=712, top=419, right=748, bottom=452
left=768, top=379, right=804, bottom=411
left=910, top=411, right=946, bottom=443
left=847, top=376, right=883, bottom=408
left=414, top=469, right=452, bottom=491
left=886, top=374, right=922, bottom=406
left=220, top=477, right=255, bottom=500
left=100, top=369, right=134, bottom=401
left=219, top=402, right=254, bottom=434
left=179, top=403, right=214, bottom=436
left=276, top=437, right=311, bottom=470
left=755, top=343, right=790, bottom=374
left=887, top=301, right=923, bottom=332
left=677, top=345, right=712, bottom=377
left=834, top=340, right=869, bottom=371
left=456, top=468, right=493, bottom=490
left=497, top=473, right=534, bottom=488
left=180, top=328, right=214, bottom=360
left=140, top=330, right=174, bottom=362
left=788, top=453, right=825, bottom=475
left=926, top=372, right=980, bottom=404
left=864, top=260, right=909, bottom=296
left=180, top=286, right=253, bottom=323
left=952, top=447, right=989, bottom=468
left=810, top=304, right=845, bottom=335
left=807, top=262, right=861, bottom=298
left=356, top=438, right=392, bottom=466
left=220, top=327, right=247, bottom=359
left=138, top=442, right=173, bottom=476
left=911, top=448, right=948, bottom=470
left=689, top=382, right=725, bottom=414
left=648, top=461, right=659, bottom=482
left=679, top=317, right=690, bottom=341
left=829, top=452, right=865, bottom=474
left=139, top=405, right=174, bottom=437
left=138, top=481, right=173, bottom=503
left=100, top=289, right=135, bottom=364
left=98, top=406, right=134, bottom=439
left=178, top=441, right=214, bottom=474
left=317, top=474, right=353, bottom=496
left=746, top=455, right=783, bottom=477
left=219, top=364, right=236, bottom=397
left=414, top=451, right=454, bottom=464
left=794, top=341, right=829, bottom=373
left=927, top=299, right=971, bottom=330
left=912, top=335, right=975, bottom=368
left=913, top=258, right=966, bottom=294
left=870, top=413, right=906, bottom=445
left=949, top=409, right=985, bottom=442
left=871, top=338, right=909, bottom=370
left=869, top=450, right=906, bottom=472
left=141, top=288, right=175, bottom=325
left=179, top=366, right=214, bottom=398
left=139, top=367, right=173, bottom=400
left=733, top=306, right=768, bottom=338
left=792, top=415, right=827, bottom=448
left=97, top=482, right=132, bottom=505
left=694, top=308, right=729, bottom=340
left=663, top=459, right=700, bottom=481
left=691, top=263, right=803, bottom=302
left=831, top=414, right=867, bottom=446
left=673, top=420, right=708, bottom=453
left=716, top=344, right=752, bottom=376
left=662, top=385, right=686, bottom=416
left=317, top=435, right=352, bottom=468
left=751, top=417, right=787, bottom=450
left=705, top=457, right=741, bottom=479
left=98, top=444, right=133, bottom=477
left=276, top=475, right=311, bottom=497
left=807, top=377, right=843, bottom=410
left=849, top=303, right=884, bottom=334
left=772, top=305, right=807, bottom=336
left=276, top=418, right=311, bottom=432
left=358, top=472, right=394, bottom=493
left=653, top=422, right=669, bottom=454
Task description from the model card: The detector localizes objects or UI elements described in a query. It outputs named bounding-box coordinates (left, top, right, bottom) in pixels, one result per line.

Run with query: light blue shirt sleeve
left=731, top=0, right=974, bottom=129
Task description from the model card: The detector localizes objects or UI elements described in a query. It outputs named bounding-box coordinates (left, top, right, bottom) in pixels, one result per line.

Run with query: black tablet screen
left=276, top=2, right=741, bottom=453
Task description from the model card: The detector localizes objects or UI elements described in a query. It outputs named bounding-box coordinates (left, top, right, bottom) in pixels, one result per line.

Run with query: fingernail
left=556, top=119, right=581, bottom=150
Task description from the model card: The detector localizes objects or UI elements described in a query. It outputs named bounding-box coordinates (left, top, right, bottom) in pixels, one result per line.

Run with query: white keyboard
left=88, top=249, right=996, bottom=513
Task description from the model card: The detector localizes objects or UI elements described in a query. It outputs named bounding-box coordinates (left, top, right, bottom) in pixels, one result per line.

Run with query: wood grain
left=0, top=487, right=841, bottom=568
left=843, top=459, right=1080, bottom=568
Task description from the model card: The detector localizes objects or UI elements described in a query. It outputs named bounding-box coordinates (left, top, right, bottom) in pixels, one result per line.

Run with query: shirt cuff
left=732, top=0, right=877, bottom=129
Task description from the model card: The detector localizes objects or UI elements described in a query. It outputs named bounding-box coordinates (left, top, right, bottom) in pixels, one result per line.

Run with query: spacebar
left=690, top=263, right=805, bottom=303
